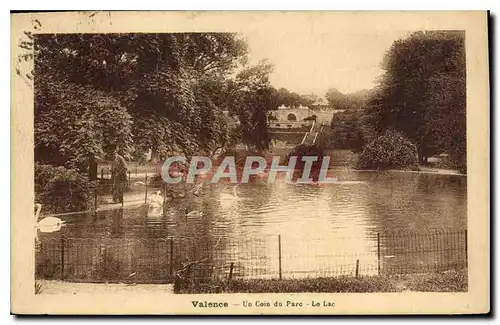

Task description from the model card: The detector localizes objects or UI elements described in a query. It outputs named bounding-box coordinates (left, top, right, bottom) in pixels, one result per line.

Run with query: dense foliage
left=354, top=131, right=419, bottom=170
left=268, top=87, right=316, bottom=108
left=361, top=31, right=466, bottom=172
left=325, top=88, right=371, bottom=111
left=34, top=33, right=273, bottom=170
left=330, top=110, right=365, bottom=151
left=287, top=144, right=326, bottom=171
left=230, top=60, right=274, bottom=151
left=35, top=164, right=95, bottom=214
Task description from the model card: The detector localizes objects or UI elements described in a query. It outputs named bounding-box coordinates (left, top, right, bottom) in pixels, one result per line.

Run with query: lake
left=36, top=170, right=467, bottom=283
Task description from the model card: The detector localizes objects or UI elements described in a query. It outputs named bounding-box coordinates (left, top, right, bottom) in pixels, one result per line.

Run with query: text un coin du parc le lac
left=191, top=300, right=336, bottom=308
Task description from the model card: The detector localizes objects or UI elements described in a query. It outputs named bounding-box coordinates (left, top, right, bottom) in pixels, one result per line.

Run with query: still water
left=36, top=170, right=467, bottom=282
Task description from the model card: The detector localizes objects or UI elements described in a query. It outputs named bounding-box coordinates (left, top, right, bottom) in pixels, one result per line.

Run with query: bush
left=287, top=144, right=326, bottom=170
left=35, top=164, right=96, bottom=214
left=354, top=131, right=419, bottom=170
left=217, top=149, right=266, bottom=167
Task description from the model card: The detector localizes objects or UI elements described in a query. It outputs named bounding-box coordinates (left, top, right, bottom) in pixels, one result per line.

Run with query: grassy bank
left=176, top=269, right=467, bottom=294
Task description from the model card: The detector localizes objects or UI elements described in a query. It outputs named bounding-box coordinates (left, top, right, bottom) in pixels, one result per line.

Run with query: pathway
left=38, top=280, right=174, bottom=295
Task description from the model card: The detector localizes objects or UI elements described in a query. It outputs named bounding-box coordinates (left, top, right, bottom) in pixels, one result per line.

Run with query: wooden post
left=228, top=262, right=234, bottom=282
left=144, top=175, right=148, bottom=204
left=377, top=233, right=381, bottom=275
left=60, top=237, right=65, bottom=280
left=355, top=259, right=359, bottom=278
left=100, top=168, right=104, bottom=180
left=278, top=235, right=282, bottom=280
left=169, top=238, right=174, bottom=277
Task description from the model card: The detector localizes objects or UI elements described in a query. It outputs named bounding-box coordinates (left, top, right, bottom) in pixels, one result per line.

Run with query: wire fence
left=36, top=230, right=467, bottom=284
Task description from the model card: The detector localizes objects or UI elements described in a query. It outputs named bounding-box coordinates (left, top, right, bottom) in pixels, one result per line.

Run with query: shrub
left=217, top=149, right=266, bottom=167
left=303, top=115, right=317, bottom=121
left=35, top=164, right=96, bottom=214
left=354, top=130, right=419, bottom=170
left=287, top=144, right=326, bottom=170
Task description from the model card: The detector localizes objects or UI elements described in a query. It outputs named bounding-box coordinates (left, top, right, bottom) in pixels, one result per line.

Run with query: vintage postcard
left=11, top=11, right=489, bottom=315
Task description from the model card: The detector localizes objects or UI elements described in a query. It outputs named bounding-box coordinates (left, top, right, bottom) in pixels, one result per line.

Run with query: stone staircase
left=301, top=121, right=324, bottom=146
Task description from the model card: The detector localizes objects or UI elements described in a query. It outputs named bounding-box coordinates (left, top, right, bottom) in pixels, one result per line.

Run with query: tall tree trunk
left=150, top=144, right=159, bottom=163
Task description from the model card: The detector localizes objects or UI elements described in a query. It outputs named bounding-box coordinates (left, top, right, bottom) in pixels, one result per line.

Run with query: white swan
left=185, top=208, right=203, bottom=217
left=191, top=182, right=204, bottom=196
left=220, top=186, right=238, bottom=201
left=170, top=171, right=184, bottom=178
left=147, top=190, right=163, bottom=208
left=219, top=186, right=239, bottom=209
left=35, top=204, right=65, bottom=233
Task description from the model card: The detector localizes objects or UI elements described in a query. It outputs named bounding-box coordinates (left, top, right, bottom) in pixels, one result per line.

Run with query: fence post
left=278, top=235, right=282, bottom=280
left=464, top=229, right=468, bottom=265
left=228, top=262, right=234, bottom=282
left=100, top=168, right=104, bottom=180
left=94, top=187, right=98, bottom=212
left=355, top=259, right=359, bottom=278
left=377, top=233, right=381, bottom=276
left=169, top=238, right=174, bottom=277
left=144, top=175, right=148, bottom=204
left=60, top=237, right=65, bottom=280
left=102, top=244, right=107, bottom=275
left=162, top=183, right=166, bottom=216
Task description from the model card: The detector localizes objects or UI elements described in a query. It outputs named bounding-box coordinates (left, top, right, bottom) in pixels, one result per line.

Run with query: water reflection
left=36, top=171, right=467, bottom=281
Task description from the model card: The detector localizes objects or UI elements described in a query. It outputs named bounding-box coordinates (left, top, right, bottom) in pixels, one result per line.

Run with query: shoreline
left=328, top=167, right=466, bottom=177
left=37, top=269, right=467, bottom=295
left=126, top=166, right=466, bottom=180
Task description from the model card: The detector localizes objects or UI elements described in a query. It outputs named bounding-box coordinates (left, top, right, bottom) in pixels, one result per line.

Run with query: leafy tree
left=361, top=31, right=466, bottom=169
left=231, top=60, right=274, bottom=151
left=34, top=33, right=250, bottom=167
left=35, top=164, right=96, bottom=213
left=34, top=76, right=133, bottom=170
left=325, top=88, right=370, bottom=111
left=330, top=110, right=365, bottom=151
left=270, top=87, right=311, bottom=108
left=300, top=94, right=320, bottom=107
left=325, top=88, right=351, bottom=110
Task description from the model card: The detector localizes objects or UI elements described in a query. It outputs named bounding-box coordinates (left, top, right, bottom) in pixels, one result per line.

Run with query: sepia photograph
left=10, top=11, right=489, bottom=315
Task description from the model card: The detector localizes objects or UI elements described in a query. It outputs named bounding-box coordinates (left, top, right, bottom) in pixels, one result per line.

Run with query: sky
left=243, top=29, right=412, bottom=96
